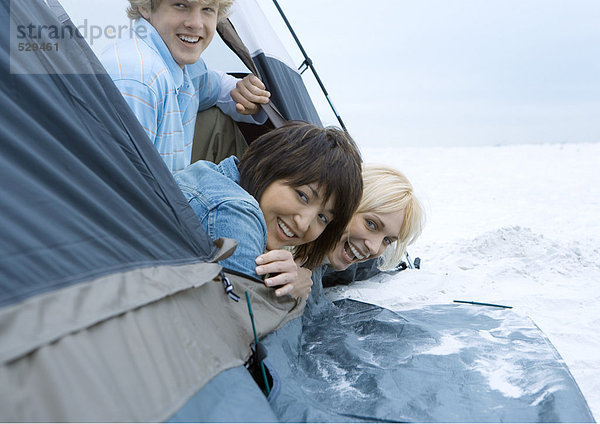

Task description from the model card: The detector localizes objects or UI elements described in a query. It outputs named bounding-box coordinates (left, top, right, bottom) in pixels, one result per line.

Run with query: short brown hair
left=126, top=0, right=234, bottom=21
left=238, top=122, right=363, bottom=269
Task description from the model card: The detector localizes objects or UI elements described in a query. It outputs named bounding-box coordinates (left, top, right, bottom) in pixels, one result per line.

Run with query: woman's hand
left=255, top=250, right=312, bottom=299
left=293, top=265, right=313, bottom=300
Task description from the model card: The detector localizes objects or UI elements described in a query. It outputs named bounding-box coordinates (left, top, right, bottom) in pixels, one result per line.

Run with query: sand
left=327, top=142, right=600, bottom=420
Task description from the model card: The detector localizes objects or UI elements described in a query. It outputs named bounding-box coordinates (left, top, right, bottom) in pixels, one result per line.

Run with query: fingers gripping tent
left=218, top=0, right=322, bottom=128
left=1, top=0, right=595, bottom=422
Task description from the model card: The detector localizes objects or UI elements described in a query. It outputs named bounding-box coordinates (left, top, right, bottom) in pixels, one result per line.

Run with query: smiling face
left=259, top=181, right=335, bottom=251
left=140, top=0, right=218, bottom=69
left=327, top=210, right=405, bottom=271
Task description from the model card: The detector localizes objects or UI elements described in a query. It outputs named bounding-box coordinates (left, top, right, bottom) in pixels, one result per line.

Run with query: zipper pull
left=220, top=270, right=240, bottom=302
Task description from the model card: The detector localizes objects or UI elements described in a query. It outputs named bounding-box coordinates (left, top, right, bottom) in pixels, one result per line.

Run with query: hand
left=230, top=74, right=270, bottom=115
left=255, top=249, right=296, bottom=296
left=255, top=250, right=312, bottom=298
left=292, top=265, right=313, bottom=300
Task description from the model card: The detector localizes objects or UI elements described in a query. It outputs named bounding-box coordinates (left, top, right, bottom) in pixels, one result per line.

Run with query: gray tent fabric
left=262, top=267, right=595, bottom=422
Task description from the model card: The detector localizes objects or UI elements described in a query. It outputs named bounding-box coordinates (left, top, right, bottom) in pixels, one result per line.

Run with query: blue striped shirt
left=100, top=19, right=265, bottom=174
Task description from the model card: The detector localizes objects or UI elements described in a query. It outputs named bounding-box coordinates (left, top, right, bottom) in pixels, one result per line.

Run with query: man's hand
left=230, top=74, right=270, bottom=115
left=255, top=250, right=312, bottom=299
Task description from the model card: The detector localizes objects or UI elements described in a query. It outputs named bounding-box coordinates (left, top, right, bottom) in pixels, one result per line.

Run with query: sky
left=59, top=0, right=600, bottom=149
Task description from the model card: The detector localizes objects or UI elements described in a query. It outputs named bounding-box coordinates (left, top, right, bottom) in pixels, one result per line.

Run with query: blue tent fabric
left=253, top=53, right=322, bottom=126
left=1, top=0, right=216, bottom=308
left=168, top=366, right=278, bottom=423
left=262, top=267, right=595, bottom=422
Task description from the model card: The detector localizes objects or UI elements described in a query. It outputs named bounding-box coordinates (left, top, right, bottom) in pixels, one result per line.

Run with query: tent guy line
left=454, top=300, right=513, bottom=309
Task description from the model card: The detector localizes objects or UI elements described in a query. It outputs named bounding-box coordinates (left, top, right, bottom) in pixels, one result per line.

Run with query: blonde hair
left=126, top=0, right=234, bottom=21
left=356, top=164, right=425, bottom=271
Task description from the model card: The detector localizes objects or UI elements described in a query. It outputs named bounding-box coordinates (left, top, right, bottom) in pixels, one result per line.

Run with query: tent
left=1, top=0, right=304, bottom=420
left=0, top=0, right=595, bottom=422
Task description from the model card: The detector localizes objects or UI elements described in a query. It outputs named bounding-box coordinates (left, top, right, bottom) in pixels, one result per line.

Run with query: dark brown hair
left=238, top=122, right=363, bottom=268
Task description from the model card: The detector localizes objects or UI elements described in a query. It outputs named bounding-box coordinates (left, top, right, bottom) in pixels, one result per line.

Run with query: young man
left=100, top=0, right=270, bottom=173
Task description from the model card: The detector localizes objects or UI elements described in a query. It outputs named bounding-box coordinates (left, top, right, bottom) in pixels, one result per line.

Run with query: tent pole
left=271, top=0, right=348, bottom=132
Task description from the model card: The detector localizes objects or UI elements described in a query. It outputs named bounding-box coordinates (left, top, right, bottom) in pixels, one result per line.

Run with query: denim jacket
left=175, top=156, right=267, bottom=279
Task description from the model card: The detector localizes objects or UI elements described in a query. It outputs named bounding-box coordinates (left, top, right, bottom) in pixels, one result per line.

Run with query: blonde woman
left=293, top=164, right=424, bottom=298
left=326, top=163, right=424, bottom=273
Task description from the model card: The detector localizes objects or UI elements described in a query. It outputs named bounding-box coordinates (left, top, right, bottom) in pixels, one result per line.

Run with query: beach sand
left=327, top=142, right=600, bottom=420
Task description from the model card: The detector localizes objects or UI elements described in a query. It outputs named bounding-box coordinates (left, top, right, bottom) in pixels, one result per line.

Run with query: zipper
left=219, top=269, right=240, bottom=302
left=218, top=267, right=264, bottom=302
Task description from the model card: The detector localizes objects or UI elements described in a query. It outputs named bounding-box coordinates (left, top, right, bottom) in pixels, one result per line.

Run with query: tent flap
left=0, top=262, right=222, bottom=365
left=0, top=271, right=304, bottom=422
left=1, top=0, right=217, bottom=309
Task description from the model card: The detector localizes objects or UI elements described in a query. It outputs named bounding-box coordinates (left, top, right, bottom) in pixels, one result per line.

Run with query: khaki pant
left=191, top=107, right=248, bottom=164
